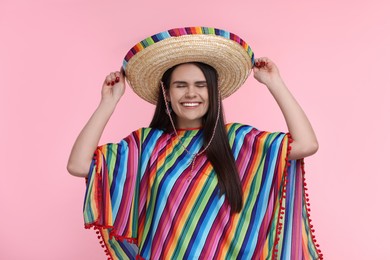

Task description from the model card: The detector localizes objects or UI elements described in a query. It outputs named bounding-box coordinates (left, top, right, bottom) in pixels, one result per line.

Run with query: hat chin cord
left=160, top=81, right=221, bottom=174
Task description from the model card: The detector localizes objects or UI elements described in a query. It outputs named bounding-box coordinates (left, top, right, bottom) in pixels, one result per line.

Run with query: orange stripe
left=133, top=43, right=144, bottom=52
left=194, top=27, right=202, bottom=34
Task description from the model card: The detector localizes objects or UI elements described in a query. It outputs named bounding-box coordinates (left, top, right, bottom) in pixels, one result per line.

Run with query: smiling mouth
left=181, top=102, right=201, bottom=107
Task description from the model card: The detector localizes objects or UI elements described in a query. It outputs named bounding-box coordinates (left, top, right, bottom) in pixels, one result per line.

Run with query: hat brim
left=123, top=28, right=254, bottom=104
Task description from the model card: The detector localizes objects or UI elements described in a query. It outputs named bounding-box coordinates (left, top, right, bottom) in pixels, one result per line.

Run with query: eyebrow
left=172, top=81, right=207, bottom=85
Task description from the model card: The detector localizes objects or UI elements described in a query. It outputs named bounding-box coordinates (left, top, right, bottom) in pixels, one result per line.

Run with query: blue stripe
left=140, top=129, right=163, bottom=175
left=231, top=125, right=252, bottom=159
left=219, top=29, right=230, bottom=39
left=281, top=160, right=296, bottom=259
left=111, top=141, right=129, bottom=219
left=122, top=60, right=128, bottom=70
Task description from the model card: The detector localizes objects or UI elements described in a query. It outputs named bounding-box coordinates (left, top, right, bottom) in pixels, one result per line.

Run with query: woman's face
left=168, top=63, right=209, bottom=129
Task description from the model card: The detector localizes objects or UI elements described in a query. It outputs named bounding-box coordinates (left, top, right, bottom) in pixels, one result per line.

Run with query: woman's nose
left=185, top=86, right=196, bottom=97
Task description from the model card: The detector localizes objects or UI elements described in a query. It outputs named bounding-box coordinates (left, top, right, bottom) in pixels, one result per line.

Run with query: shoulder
left=225, top=123, right=287, bottom=153
left=97, top=128, right=168, bottom=152
left=225, top=122, right=260, bottom=135
left=130, top=127, right=165, bottom=137
left=123, top=127, right=169, bottom=146
left=225, top=122, right=285, bottom=140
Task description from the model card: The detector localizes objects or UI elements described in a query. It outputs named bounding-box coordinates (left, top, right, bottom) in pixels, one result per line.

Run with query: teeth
left=182, top=103, right=200, bottom=107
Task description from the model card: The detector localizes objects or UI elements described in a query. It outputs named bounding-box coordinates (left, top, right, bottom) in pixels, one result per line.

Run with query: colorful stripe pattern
left=123, top=27, right=255, bottom=67
left=84, top=123, right=322, bottom=259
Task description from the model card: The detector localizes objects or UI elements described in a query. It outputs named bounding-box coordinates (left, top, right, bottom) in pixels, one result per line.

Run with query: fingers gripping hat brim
left=123, top=27, right=255, bottom=104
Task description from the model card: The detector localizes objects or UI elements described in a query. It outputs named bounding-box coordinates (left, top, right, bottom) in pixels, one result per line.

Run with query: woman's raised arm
left=67, top=71, right=126, bottom=177
left=253, top=57, right=319, bottom=160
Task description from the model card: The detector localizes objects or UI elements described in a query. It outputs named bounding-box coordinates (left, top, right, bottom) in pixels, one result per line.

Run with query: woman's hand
left=253, top=57, right=282, bottom=86
left=101, top=70, right=126, bottom=104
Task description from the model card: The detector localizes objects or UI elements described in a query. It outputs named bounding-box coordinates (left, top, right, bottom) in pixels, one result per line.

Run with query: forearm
left=266, top=78, right=318, bottom=159
left=67, top=99, right=117, bottom=177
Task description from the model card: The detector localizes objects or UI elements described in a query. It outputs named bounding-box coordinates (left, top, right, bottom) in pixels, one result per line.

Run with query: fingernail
left=107, top=82, right=111, bottom=86
left=111, top=81, right=115, bottom=85
left=115, top=77, right=119, bottom=82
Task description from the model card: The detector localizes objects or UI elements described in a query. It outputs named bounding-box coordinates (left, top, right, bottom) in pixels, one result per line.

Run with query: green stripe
left=106, top=232, right=128, bottom=259
left=106, top=143, right=118, bottom=185
left=84, top=164, right=97, bottom=222
left=144, top=36, right=155, bottom=46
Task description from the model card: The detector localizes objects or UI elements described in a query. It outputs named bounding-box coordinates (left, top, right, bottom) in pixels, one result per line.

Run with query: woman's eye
left=197, top=84, right=207, bottom=88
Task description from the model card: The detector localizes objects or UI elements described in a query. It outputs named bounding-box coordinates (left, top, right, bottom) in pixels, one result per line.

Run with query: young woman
left=68, top=27, right=322, bottom=260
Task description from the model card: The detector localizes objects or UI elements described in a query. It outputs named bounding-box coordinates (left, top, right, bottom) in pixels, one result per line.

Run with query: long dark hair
left=149, top=62, right=243, bottom=213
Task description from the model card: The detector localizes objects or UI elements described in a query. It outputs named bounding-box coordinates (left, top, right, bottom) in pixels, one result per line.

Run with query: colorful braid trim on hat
left=124, top=27, right=255, bottom=64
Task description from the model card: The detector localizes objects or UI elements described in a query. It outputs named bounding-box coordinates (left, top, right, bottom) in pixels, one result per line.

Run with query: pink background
left=1, top=0, right=389, bottom=259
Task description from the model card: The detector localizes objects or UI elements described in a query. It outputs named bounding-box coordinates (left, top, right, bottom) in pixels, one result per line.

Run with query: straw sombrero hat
left=122, top=27, right=255, bottom=104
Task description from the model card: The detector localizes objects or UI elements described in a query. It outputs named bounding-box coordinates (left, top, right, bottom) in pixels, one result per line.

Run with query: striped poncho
left=83, top=123, right=322, bottom=259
